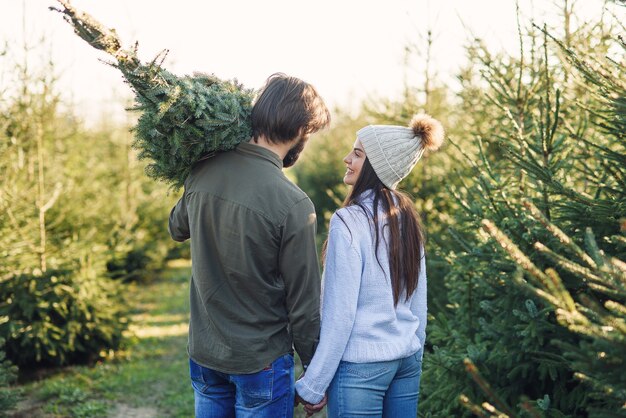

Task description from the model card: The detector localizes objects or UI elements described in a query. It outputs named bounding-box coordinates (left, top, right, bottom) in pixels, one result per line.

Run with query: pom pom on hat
left=410, top=113, right=445, bottom=151
left=356, top=113, right=444, bottom=189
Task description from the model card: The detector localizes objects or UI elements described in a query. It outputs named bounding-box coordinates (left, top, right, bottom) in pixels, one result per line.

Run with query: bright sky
left=0, top=0, right=621, bottom=124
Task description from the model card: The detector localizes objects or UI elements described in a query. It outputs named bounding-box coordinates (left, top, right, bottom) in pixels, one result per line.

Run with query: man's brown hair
left=251, top=73, right=331, bottom=144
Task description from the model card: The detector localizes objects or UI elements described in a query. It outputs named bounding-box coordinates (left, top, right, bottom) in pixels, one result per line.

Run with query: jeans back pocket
left=232, top=367, right=274, bottom=408
left=341, top=361, right=391, bottom=379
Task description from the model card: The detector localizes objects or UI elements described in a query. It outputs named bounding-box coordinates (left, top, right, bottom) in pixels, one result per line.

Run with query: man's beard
left=282, top=137, right=308, bottom=168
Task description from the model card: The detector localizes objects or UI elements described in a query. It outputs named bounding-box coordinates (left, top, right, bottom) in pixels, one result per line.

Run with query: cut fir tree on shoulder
left=51, top=0, right=255, bottom=189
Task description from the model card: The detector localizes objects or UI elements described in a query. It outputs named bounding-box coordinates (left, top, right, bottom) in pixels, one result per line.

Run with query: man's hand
left=295, top=393, right=327, bottom=417
left=303, top=394, right=327, bottom=417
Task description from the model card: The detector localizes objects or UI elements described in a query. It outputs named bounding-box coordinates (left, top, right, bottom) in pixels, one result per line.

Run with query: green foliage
left=0, top=53, right=129, bottom=368
left=106, top=247, right=154, bottom=282
left=12, top=266, right=193, bottom=417
left=0, top=44, right=174, bottom=369
left=130, top=70, right=254, bottom=188
left=39, top=380, right=108, bottom=417
left=0, top=338, right=19, bottom=417
left=480, top=219, right=626, bottom=416
left=421, top=4, right=626, bottom=417
left=0, top=268, right=127, bottom=367
left=103, top=174, right=177, bottom=282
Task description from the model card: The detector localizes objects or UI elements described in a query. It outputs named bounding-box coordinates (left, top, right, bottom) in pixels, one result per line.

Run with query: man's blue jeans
left=189, top=353, right=295, bottom=418
left=327, top=351, right=423, bottom=418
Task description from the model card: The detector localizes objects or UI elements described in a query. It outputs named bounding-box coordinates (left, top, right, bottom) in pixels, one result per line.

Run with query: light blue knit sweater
left=295, top=192, right=428, bottom=404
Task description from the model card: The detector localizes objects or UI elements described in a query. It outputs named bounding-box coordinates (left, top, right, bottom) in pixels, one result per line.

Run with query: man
left=168, top=73, right=331, bottom=417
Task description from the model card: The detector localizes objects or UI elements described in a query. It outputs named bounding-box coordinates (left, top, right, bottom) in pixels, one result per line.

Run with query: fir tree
left=466, top=26, right=626, bottom=418
left=0, top=339, right=19, bottom=417
left=421, top=3, right=625, bottom=416
left=51, top=0, right=255, bottom=188
left=0, top=44, right=129, bottom=367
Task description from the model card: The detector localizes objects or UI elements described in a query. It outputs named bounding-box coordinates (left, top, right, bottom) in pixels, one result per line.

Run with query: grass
left=12, top=262, right=193, bottom=417
left=11, top=261, right=320, bottom=417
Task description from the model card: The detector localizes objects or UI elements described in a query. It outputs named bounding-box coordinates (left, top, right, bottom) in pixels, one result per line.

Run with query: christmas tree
left=51, top=0, right=255, bottom=188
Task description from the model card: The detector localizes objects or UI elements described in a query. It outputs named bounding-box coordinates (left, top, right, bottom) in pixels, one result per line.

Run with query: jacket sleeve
left=295, top=213, right=362, bottom=404
left=168, top=191, right=190, bottom=242
left=279, top=198, right=321, bottom=368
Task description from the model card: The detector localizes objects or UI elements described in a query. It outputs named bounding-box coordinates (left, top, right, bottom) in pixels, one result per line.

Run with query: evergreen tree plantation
left=0, top=38, right=183, bottom=415
left=1, top=0, right=624, bottom=416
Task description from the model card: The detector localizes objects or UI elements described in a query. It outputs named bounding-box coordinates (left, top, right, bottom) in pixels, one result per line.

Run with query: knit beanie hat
left=356, top=114, right=444, bottom=190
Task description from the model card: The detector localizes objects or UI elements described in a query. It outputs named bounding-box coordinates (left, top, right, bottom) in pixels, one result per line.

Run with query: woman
left=295, top=114, right=444, bottom=417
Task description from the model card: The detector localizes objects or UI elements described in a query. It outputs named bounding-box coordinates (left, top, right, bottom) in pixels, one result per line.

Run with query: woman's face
left=343, top=138, right=366, bottom=186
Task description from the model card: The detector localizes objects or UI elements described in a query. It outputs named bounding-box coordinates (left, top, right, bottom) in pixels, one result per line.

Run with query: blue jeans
left=189, top=353, right=295, bottom=418
left=327, top=351, right=423, bottom=418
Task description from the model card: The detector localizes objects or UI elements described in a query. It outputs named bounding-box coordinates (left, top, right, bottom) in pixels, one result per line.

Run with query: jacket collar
left=236, top=142, right=283, bottom=169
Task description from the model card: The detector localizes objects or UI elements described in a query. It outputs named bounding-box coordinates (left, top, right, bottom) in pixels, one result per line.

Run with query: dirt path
left=8, top=397, right=50, bottom=418
left=109, top=404, right=159, bottom=418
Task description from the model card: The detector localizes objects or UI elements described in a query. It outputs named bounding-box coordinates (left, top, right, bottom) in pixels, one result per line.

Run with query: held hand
left=295, top=369, right=327, bottom=416
left=294, top=392, right=305, bottom=407
left=294, top=393, right=314, bottom=409
left=303, top=394, right=327, bottom=417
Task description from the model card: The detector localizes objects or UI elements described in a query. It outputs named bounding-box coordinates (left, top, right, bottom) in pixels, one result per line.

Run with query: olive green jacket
left=168, top=142, right=321, bottom=373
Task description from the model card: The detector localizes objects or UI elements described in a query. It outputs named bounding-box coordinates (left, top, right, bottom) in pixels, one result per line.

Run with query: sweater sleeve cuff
left=295, top=379, right=325, bottom=404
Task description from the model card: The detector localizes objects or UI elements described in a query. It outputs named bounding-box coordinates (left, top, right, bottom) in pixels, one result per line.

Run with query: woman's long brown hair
left=327, top=158, right=425, bottom=306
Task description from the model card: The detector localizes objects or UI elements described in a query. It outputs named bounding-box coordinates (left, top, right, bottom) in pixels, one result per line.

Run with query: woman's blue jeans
left=189, top=353, right=295, bottom=418
left=327, top=351, right=423, bottom=418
